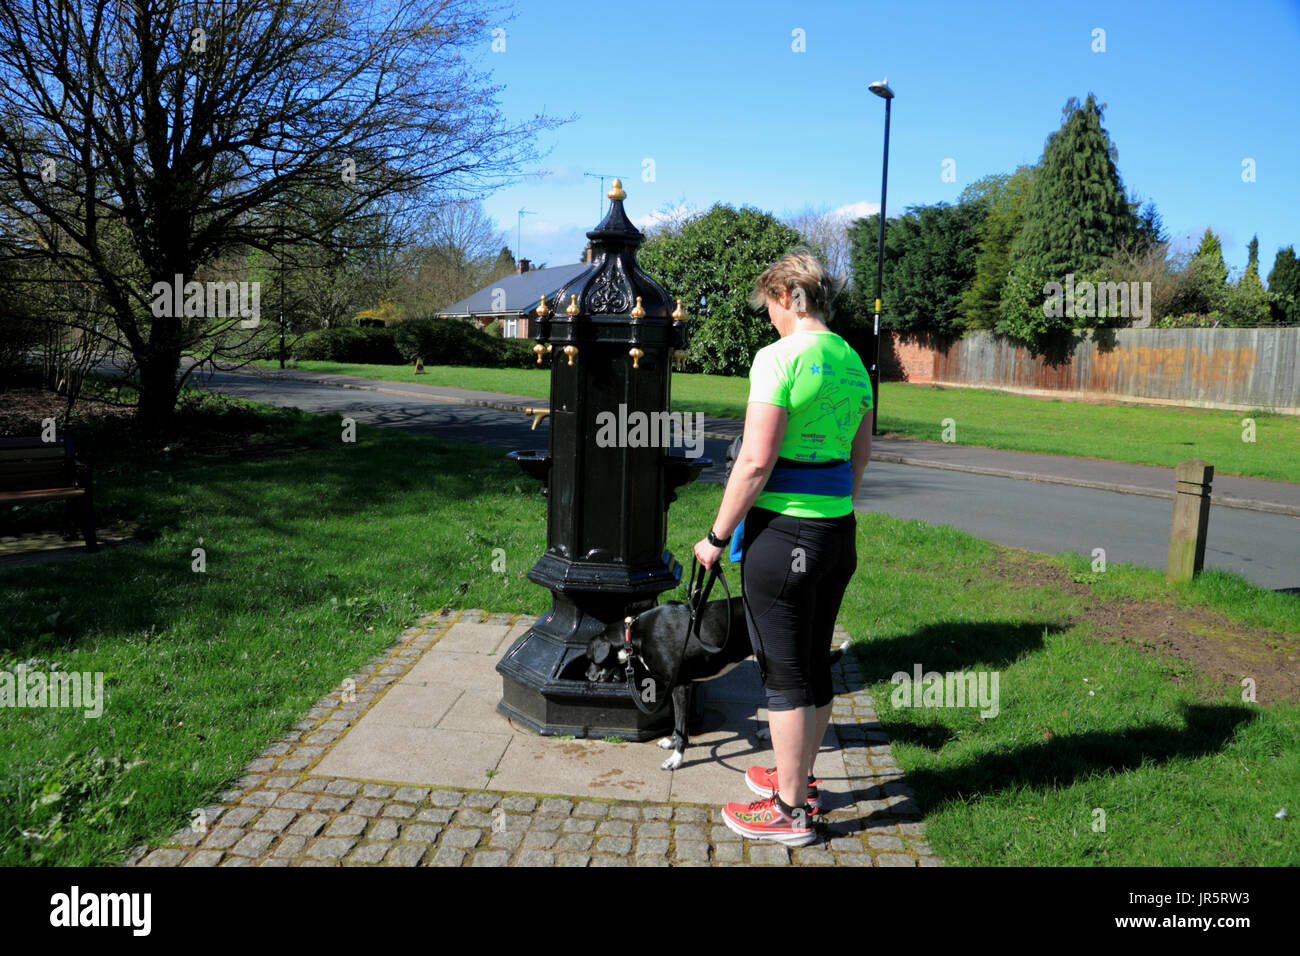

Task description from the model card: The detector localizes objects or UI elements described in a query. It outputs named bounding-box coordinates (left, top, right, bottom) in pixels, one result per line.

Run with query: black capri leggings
left=741, top=506, right=858, bottom=711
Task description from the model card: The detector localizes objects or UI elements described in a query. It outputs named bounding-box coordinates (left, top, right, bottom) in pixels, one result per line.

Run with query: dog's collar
left=620, top=615, right=646, bottom=670
left=620, top=615, right=664, bottom=716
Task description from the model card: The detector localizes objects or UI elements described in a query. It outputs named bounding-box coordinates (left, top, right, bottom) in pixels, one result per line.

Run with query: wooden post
left=1167, top=459, right=1213, bottom=582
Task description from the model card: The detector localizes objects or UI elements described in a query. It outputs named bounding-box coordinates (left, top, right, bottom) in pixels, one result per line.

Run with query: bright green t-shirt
left=747, top=330, right=873, bottom=518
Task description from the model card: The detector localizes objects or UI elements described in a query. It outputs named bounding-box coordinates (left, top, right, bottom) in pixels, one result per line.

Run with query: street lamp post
left=868, top=77, right=894, bottom=436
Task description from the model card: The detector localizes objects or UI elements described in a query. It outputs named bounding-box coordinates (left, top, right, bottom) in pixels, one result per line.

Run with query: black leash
left=686, top=556, right=731, bottom=654
left=622, top=629, right=665, bottom=715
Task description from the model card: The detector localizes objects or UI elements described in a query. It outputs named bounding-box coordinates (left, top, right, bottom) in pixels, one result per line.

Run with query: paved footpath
left=126, top=609, right=941, bottom=868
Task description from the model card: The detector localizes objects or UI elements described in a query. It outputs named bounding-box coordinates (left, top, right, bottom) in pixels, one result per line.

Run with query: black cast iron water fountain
left=498, top=179, right=709, bottom=739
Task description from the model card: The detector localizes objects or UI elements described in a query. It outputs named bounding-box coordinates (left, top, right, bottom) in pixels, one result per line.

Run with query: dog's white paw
left=657, top=736, right=676, bottom=750
left=660, top=750, right=683, bottom=771
left=756, top=725, right=771, bottom=741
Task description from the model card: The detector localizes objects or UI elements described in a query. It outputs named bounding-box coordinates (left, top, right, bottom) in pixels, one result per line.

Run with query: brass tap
left=629, top=347, right=644, bottom=369
left=563, top=344, right=578, bottom=366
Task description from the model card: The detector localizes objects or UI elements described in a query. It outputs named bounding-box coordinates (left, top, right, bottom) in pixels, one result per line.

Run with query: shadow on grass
left=880, top=722, right=957, bottom=750
left=0, top=413, right=542, bottom=655
left=842, top=620, right=1065, bottom=692
left=881, top=702, right=1258, bottom=818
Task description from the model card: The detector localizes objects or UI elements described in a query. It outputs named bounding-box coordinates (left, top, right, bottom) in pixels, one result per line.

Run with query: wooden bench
left=0, top=435, right=99, bottom=552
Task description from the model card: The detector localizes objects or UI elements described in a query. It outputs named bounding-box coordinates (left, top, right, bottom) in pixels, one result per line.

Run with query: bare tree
left=1098, top=240, right=1180, bottom=327
left=641, top=196, right=698, bottom=238
left=0, top=0, right=565, bottom=435
left=783, top=204, right=854, bottom=281
left=396, top=197, right=509, bottom=314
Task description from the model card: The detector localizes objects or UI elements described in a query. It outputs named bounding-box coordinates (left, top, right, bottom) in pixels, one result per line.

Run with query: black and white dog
left=585, top=595, right=763, bottom=770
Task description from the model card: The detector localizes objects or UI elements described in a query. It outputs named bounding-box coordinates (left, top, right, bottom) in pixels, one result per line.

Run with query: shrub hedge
left=393, top=318, right=537, bottom=368
left=292, top=317, right=537, bottom=368
left=291, top=326, right=403, bottom=364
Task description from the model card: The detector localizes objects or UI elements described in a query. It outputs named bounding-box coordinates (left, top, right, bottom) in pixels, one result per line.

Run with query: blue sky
left=470, top=0, right=1300, bottom=279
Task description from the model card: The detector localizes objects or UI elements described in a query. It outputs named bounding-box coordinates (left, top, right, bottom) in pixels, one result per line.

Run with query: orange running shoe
left=744, top=766, right=823, bottom=814
left=722, top=795, right=817, bottom=846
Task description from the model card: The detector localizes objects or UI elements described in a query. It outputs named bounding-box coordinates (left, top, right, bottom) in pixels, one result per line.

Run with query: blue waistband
left=762, top=458, right=853, bottom=497
left=728, top=459, right=852, bottom=562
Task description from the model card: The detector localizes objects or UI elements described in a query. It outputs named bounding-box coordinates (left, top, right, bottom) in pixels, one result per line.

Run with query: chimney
left=517, top=258, right=531, bottom=274
left=584, top=243, right=593, bottom=264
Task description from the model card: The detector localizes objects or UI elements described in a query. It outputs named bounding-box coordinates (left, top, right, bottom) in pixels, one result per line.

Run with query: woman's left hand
left=694, top=537, right=726, bottom=570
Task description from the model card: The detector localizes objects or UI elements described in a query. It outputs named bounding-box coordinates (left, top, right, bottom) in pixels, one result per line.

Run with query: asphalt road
left=190, top=368, right=1300, bottom=593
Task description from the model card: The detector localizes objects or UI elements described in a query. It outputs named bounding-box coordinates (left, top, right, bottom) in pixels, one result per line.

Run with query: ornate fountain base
left=496, top=576, right=676, bottom=740
left=499, top=449, right=711, bottom=737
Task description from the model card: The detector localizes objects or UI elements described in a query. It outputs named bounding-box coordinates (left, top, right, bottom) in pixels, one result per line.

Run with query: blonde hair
left=748, top=246, right=839, bottom=318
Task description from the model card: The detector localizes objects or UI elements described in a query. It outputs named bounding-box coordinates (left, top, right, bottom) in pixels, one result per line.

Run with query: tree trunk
left=135, top=348, right=182, bottom=440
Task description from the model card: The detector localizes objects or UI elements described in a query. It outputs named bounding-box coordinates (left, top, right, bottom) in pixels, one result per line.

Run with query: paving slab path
left=127, top=609, right=942, bottom=868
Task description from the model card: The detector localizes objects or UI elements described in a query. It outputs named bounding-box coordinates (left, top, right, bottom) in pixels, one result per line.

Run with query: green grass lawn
left=250, top=359, right=1300, bottom=482
left=2, top=392, right=1297, bottom=865
left=844, top=538, right=1299, bottom=866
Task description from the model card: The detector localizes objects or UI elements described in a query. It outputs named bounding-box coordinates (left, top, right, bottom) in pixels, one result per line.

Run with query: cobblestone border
left=126, top=609, right=943, bottom=867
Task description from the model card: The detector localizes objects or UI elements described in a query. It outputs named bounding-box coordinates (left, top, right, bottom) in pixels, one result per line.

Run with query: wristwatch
left=706, top=529, right=728, bottom=547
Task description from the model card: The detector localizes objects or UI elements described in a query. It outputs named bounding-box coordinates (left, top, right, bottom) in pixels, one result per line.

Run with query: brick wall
left=890, top=334, right=935, bottom=382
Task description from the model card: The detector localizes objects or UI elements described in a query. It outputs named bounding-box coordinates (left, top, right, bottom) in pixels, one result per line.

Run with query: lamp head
left=869, top=78, right=895, bottom=100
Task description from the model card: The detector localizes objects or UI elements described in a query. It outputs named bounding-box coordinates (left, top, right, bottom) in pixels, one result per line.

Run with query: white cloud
left=633, top=203, right=696, bottom=234
left=830, top=200, right=880, bottom=222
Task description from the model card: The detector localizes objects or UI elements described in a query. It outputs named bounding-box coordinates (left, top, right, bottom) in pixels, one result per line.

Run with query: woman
left=693, top=248, right=873, bottom=845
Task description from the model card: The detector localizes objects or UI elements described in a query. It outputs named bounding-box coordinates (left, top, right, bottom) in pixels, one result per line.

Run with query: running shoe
left=745, top=765, right=823, bottom=814
left=722, top=795, right=817, bottom=846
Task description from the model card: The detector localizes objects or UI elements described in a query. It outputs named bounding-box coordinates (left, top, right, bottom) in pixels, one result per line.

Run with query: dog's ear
left=588, top=638, right=611, bottom=665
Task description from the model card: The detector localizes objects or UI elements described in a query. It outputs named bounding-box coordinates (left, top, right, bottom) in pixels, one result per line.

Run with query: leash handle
left=687, top=556, right=731, bottom=655
left=688, top=555, right=725, bottom=611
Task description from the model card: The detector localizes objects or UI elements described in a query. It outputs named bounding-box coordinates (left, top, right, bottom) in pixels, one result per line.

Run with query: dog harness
left=620, top=557, right=733, bottom=716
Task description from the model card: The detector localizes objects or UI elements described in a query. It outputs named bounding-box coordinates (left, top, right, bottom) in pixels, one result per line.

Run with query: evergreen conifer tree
left=1267, top=246, right=1300, bottom=324
left=1010, top=94, right=1139, bottom=279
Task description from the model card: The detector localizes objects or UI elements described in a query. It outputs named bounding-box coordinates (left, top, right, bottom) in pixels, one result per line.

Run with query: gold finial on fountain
left=672, top=298, right=687, bottom=322
left=607, top=178, right=626, bottom=201
left=630, top=296, right=645, bottom=319
left=566, top=294, right=579, bottom=316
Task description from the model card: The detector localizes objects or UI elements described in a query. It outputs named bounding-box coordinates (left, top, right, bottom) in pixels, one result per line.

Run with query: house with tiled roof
left=437, top=250, right=594, bottom=339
